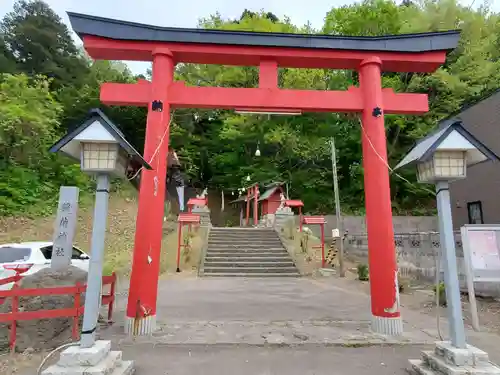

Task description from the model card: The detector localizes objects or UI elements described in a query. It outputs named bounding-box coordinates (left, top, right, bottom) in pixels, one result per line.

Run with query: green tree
left=1, top=1, right=499, bottom=217
left=0, top=74, right=88, bottom=215
left=57, top=59, right=148, bottom=151
left=1, top=0, right=89, bottom=87
left=174, top=2, right=500, bottom=214
left=0, top=74, right=60, bottom=165
left=0, top=32, right=17, bottom=73
left=323, top=0, right=404, bottom=36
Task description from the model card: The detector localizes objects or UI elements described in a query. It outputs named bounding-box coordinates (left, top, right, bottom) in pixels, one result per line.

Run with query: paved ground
left=98, top=275, right=500, bottom=374
left=119, top=343, right=427, bottom=375
left=110, top=277, right=433, bottom=345
left=14, top=275, right=495, bottom=375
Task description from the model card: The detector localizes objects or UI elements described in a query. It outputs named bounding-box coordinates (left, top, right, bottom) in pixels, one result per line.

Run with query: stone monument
left=51, top=186, right=79, bottom=271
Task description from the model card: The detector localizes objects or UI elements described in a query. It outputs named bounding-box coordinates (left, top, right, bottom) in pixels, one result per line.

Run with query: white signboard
left=460, top=224, right=500, bottom=331
left=461, top=225, right=500, bottom=281
left=51, top=186, right=79, bottom=270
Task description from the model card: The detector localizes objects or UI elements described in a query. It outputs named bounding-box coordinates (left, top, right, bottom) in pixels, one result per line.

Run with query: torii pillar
left=359, top=57, right=401, bottom=334
left=126, top=49, right=173, bottom=334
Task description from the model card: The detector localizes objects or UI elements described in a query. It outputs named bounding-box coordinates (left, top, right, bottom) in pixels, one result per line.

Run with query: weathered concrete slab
left=117, top=344, right=426, bottom=375
left=101, top=275, right=500, bottom=374
left=116, top=319, right=434, bottom=346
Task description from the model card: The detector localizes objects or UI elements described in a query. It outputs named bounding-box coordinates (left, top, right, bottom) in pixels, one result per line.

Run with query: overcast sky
left=0, top=0, right=495, bottom=74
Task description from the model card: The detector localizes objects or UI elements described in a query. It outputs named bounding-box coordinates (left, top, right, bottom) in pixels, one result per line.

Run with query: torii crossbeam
left=68, top=12, right=460, bottom=337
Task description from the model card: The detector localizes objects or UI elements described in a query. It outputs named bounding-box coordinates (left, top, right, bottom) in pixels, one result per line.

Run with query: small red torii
left=176, top=213, right=200, bottom=272
left=245, top=184, right=259, bottom=226
left=187, top=198, right=207, bottom=212
left=302, top=216, right=327, bottom=267
left=285, top=199, right=304, bottom=231
left=186, top=197, right=207, bottom=230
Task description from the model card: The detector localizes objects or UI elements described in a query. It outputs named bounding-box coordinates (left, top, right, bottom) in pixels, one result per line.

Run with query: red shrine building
left=259, top=182, right=285, bottom=216
left=68, top=11, right=460, bottom=337
left=229, top=182, right=286, bottom=226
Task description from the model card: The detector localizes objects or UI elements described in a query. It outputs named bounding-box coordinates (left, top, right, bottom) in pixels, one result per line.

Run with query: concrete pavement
left=119, top=343, right=427, bottom=375
left=99, top=275, right=500, bottom=374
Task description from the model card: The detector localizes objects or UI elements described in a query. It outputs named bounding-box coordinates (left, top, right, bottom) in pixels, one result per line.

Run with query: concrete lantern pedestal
left=42, top=340, right=134, bottom=375
left=409, top=341, right=500, bottom=375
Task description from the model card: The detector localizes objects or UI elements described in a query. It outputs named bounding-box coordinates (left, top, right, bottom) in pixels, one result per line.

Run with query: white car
left=0, top=242, right=90, bottom=292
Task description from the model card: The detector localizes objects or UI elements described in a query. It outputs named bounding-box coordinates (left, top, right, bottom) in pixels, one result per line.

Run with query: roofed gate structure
left=68, top=12, right=460, bottom=336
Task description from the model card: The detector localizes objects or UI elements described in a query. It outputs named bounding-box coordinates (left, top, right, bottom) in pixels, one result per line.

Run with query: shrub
left=357, top=263, right=369, bottom=281
left=433, top=281, right=447, bottom=306
left=398, top=273, right=410, bottom=293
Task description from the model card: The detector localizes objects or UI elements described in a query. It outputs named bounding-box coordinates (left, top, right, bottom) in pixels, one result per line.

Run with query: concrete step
left=208, top=239, right=283, bottom=245
left=203, top=261, right=295, bottom=268
left=204, top=256, right=292, bottom=262
left=209, top=233, right=276, bottom=236
left=407, top=359, right=435, bottom=375
left=210, top=230, right=278, bottom=234
left=209, top=229, right=278, bottom=234
left=208, top=245, right=284, bottom=249
left=208, top=241, right=283, bottom=249
left=207, top=244, right=285, bottom=249
left=207, top=251, right=288, bottom=256
left=207, top=251, right=287, bottom=257
left=209, top=233, right=279, bottom=238
left=44, top=351, right=123, bottom=375
left=202, top=272, right=300, bottom=277
left=203, top=267, right=298, bottom=274
left=205, top=253, right=290, bottom=262
left=208, top=239, right=280, bottom=244
left=210, top=227, right=275, bottom=231
left=207, top=247, right=287, bottom=252
left=202, top=227, right=299, bottom=278
left=422, top=351, right=468, bottom=375
left=110, top=360, right=135, bottom=375
left=209, top=234, right=277, bottom=238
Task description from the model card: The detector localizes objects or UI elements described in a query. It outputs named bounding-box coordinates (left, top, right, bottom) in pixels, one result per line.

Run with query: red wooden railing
left=0, top=272, right=116, bottom=352
left=0, top=274, right=22, bottom=287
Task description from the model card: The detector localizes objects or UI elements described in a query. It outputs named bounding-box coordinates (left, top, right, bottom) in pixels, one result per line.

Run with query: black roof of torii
left=68, top=12, right=460, bottom=54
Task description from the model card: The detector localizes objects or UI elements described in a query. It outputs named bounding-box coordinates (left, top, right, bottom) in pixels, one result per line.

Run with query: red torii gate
left=68, top=12, right=459, bottom=337
left=245, top=184, right=259, bottom=227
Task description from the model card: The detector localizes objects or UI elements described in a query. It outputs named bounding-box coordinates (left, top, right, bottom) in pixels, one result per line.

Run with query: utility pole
left=330, top=137, right=345, bottom=277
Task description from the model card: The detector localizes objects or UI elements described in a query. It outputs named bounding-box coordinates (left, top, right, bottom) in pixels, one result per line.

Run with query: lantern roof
left=49, top=108, right=152, bottom=170
left=394, top=121, right=499, bottom=171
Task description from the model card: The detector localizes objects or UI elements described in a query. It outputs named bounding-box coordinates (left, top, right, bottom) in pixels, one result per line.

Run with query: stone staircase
left=200, top=227, right=300, bottom=277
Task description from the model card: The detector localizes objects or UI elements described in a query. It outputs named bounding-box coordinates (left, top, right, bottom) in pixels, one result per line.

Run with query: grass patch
left=0, top=183, right=207, bottom=278
left=279, top=221, right=323, bottom=275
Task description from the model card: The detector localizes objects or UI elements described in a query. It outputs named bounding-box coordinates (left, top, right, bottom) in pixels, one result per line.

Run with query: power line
left=357, top=116, right=436, bottom=197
